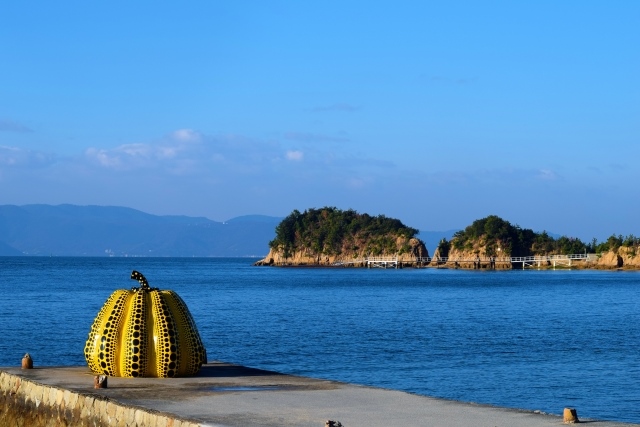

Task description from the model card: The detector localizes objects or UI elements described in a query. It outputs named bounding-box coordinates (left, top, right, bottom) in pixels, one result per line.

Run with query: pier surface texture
left=1, top=362, right=637, bottom=427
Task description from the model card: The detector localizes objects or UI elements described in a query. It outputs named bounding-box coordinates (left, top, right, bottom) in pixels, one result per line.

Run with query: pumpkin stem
left=131, top=270, right=150, bottom=290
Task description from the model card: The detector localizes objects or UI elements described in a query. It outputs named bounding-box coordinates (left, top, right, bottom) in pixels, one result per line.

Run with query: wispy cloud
left=0, top=119, right=33, bottom=133
left=285, top=150, right=304, bottom=161
left=283, top=132, right=349, bottom=143
left=83, top=130, right=296, bottom=176
left=171, top=128, right=201, bottom=142
left=1, top=129, right=592, bottom=231
left=309, top=103, right=361, bottom=112
left=536, top=169, right=559, bottom=181
left=85, top=143, right=158, bottom=169
left=85, top=147, right=122, bottom=168
left=84, top=129, right=207, bottom=171
left=0, top=145, right=54, bottom=167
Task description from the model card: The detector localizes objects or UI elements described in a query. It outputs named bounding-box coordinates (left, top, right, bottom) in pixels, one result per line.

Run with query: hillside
left=434, top=215, right=640, bottom=269
left=434, top=215, right=591, bottom=259
left=0, top=204, right=281, bottom=257
left=256, top=207, right=428, bottom=266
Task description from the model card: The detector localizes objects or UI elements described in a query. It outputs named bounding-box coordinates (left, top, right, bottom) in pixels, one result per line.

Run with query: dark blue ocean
left=1, top=257, right=639, bottom=423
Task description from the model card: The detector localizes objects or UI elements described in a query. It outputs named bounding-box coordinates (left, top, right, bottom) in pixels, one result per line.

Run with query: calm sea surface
left=1, top=257, right=639, bottom=423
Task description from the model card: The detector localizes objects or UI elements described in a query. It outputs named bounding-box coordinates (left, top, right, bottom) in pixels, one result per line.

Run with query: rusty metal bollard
left=563, top=407, right=579, bottom=423
left=94, top=375, right=108, bottom=389
left=21, top=353, right=33, bottom=369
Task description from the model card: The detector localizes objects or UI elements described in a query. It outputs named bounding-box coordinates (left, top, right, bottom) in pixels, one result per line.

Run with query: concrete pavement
left=4, top=362, right=638, bottom=427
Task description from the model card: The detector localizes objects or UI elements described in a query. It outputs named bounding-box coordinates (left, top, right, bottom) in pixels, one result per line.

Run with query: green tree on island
left=450, top=216, right=639, bottom=257
left=449, top=215, right=604, bottom=257
left=269, top=207, right=420, bottom=260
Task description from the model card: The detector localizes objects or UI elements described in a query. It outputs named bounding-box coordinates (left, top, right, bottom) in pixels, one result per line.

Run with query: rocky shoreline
left=255, top=247, right=640, bottom=270
left=254, top=236, right=429, bottom=267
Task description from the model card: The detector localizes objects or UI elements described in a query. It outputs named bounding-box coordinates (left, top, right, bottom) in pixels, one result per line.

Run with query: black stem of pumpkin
left=131, top=270, right=150, bottom=290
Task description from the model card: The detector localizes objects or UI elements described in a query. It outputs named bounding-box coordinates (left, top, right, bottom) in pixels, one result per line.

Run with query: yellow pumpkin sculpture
left=84, top=271, right=207, bottom=378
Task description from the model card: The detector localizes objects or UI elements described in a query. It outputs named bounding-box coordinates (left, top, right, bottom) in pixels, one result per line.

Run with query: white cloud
left=84, top=131, right=203, bottom=170
left=0, top=146, right=19, bottom=165
left=5, top=126, right=635, bottom=243
left=284, top=132, right=349, bottom=143
left=536, top=169, right=559, bottom=181
left=85, top=148, right=122, bottom=168
left=157, top=146, right=179, bottom=159
left=81, top=130, right=290, bottom=178
left=120, top=143, right=152, bottom=157
left=0, top=145, right=55, bottom=167
left=171, top=129, right=201, bottom=142
left=285, top=150, right=304, bottom=161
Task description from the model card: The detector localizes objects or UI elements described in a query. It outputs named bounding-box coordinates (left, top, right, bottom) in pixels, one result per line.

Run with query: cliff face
left=592, top=247, right=640, bottom=269
left=433, top=247, right=512, bottom=269
left=255, top=236, right=428, bottom=266
left=431, top=245, right=640, bottom=270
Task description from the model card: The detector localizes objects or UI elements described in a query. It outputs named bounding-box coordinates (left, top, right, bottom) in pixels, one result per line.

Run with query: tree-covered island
left=254, top=207, right=428, bottom=266
left=435, top=215, right=639, bottom=269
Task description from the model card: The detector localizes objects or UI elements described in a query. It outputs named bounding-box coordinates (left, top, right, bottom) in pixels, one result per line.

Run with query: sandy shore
left=3, top=362, right=639, bottom=427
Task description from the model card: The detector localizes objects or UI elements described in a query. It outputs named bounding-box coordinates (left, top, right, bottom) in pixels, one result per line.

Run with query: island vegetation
left=256, top=207, right=427, bottom=265
left=436, top=215, right=638, bottom=258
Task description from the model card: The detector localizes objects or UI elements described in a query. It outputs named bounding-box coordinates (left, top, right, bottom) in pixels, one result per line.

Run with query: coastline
left=256, top=262, right=640, bottom=271
left=2, top=362, right=639, bottom=427
left=255, top=250, right=640, bottom=270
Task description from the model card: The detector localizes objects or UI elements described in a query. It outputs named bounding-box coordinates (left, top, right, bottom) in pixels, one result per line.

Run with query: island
left=434, top=215, right=640, bottom=270
left=254, top=207, right=428, bottom=266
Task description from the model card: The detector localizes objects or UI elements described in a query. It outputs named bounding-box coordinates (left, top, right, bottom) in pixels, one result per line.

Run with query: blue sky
left=1, top=1, right=638, bottom=241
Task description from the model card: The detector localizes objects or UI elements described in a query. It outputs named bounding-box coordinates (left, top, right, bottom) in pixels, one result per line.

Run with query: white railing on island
left=332, top=253, right=598, bottom=269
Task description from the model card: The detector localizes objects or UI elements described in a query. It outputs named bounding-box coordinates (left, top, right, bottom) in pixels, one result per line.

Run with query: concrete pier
left=1, top=362, right=638, bottom=427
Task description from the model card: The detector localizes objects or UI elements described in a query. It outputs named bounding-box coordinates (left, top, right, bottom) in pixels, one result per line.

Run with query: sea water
left=1, top=257, right=639, bottom=423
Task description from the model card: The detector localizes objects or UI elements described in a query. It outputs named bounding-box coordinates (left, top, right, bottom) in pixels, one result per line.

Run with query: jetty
left=1, top=362, right=637, bottom=427
left=334, top=253, right=598, bottom=269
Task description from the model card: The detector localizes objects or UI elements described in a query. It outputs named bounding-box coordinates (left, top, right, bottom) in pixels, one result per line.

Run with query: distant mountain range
left=0, top=204, right=457, bottom=257
left=0, top=204, right=281, bottom=257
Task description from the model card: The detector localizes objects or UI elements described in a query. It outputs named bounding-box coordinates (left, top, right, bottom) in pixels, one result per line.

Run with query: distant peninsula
left=254, top=207, right=428, bottom=266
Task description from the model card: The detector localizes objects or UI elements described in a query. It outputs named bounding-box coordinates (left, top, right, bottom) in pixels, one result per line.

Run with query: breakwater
left=0, top=369, right=199, bottom=427
left=2, top=364, right=638, bottom=427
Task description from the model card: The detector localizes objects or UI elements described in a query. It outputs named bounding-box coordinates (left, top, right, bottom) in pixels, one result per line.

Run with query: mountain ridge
left=0, top=204, right=281, bottom=257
